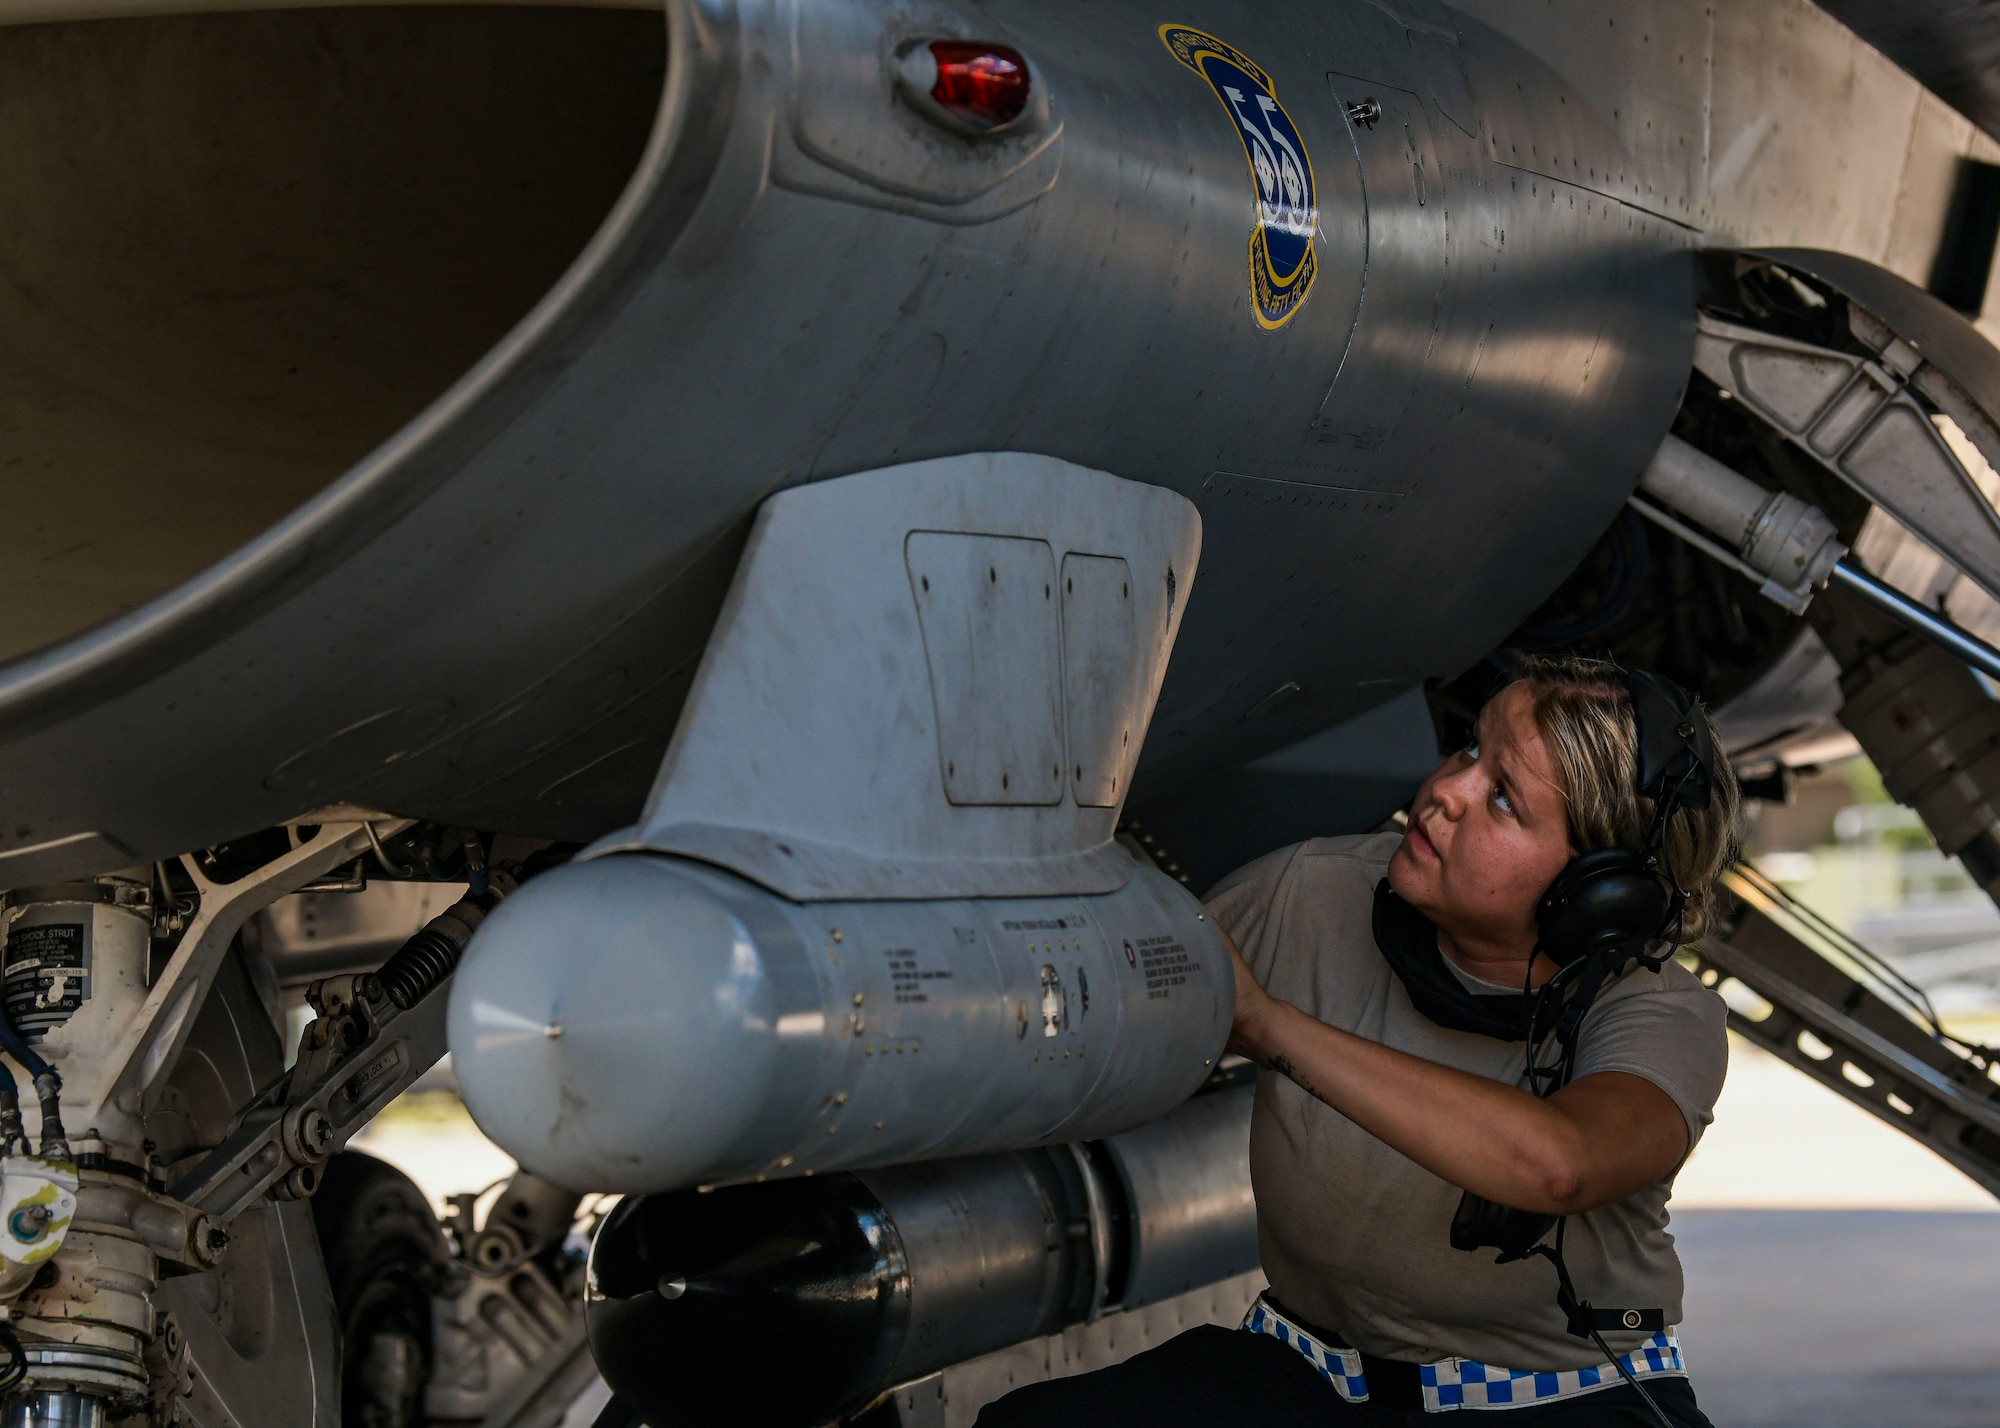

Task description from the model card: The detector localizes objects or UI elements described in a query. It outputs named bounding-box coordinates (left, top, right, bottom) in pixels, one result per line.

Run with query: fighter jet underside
left=6, top=0, right=2000, bottom=1424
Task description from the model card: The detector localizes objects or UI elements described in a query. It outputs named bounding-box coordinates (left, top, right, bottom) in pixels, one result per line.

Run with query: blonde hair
left=1500, top=655, right=1741, bottom=943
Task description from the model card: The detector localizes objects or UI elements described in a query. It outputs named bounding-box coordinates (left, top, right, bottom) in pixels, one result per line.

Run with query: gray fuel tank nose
left=447, top=854, right=788, bottom=1190
left=448, top=853, right=1231, bottom=1193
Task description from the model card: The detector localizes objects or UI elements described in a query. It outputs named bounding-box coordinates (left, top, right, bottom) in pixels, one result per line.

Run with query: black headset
left=1531, top=668, right=1716, bottom=969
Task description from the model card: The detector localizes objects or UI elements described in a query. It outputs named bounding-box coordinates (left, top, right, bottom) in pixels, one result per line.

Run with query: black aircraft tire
left=313, top=1150, right=451, bottom=1428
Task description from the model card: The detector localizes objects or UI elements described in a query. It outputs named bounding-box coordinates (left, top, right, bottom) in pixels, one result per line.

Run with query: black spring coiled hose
left=374, top=902, right=485, bottom=1010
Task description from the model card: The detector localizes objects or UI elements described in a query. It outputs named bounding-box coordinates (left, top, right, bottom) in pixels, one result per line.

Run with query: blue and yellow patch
left=1159, top=24, right=1319, bottom=330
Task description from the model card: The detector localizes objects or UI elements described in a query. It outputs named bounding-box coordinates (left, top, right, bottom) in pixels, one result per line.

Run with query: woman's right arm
left=1226, top=935, right=1688, bottom=1216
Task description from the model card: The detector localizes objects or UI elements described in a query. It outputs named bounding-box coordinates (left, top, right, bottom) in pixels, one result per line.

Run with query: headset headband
left=1623, top=669, right=1713, bottom=856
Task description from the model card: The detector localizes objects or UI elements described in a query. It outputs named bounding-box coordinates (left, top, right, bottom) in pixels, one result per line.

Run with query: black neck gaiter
left=1371, top=879, right=1534, bottom=1043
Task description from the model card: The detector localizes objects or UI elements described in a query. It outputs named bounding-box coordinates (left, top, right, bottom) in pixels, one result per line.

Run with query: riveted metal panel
left=909, top=534, right=1065, bottom=809
left=1060, top=554, right=1138, bottom=810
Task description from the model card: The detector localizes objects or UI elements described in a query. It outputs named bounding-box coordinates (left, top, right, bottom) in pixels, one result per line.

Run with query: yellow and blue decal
left=1159, top=25, right=1318, bottom=330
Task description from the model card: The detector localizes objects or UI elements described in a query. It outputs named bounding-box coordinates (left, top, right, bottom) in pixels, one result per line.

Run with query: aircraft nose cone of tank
left=447, top=855, right=792, bottom=1192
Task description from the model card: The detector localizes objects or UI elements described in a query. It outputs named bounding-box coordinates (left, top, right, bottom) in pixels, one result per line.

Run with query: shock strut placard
left=4, top=921, right=91, bottom=1037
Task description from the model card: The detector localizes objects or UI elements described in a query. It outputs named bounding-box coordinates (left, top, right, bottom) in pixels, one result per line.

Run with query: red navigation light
left=927, top=41, right=1031, bottom=132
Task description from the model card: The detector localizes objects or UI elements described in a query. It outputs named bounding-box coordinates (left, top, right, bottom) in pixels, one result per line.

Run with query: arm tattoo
left=1268, top=1054, right=1332, bottom=1108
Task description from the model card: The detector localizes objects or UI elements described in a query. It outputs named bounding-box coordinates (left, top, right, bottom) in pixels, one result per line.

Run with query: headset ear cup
left=1536, top=850, right=1675, bottom=965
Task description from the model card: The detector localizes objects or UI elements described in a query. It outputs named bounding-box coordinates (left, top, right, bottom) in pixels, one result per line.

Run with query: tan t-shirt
left=1206, top=832, right=1727, bottom=1371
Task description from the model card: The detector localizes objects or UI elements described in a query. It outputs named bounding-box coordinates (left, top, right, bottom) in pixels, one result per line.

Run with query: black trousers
left=973, top=1325, right=1716, bottom=1428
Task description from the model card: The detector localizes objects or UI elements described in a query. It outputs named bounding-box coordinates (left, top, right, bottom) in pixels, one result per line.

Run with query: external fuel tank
left=448, top=853, right=1232, bottom=1193
left=585, top=1071, right=1259, bottom=1427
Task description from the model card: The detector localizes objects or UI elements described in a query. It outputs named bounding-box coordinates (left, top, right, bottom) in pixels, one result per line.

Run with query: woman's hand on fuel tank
left=1223, top=932, right=1276, bottom=1061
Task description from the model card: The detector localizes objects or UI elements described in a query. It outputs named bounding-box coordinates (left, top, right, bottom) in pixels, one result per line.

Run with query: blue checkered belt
left=1242, top=1293, right=1686, bottom=1412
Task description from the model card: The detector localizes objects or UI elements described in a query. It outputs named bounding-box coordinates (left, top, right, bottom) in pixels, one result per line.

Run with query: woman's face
left=1386, top=682, right=1577, bottom=956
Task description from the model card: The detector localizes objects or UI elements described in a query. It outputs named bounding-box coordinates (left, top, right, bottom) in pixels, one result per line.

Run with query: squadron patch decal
left=1159, top=25, right=1318, bottom=330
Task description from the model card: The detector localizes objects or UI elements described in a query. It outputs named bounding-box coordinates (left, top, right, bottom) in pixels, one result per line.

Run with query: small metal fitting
left=280, top=1107, right=333, bottom=1166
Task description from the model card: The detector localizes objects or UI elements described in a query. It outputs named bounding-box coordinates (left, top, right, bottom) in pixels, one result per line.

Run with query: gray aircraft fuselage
left=0, top=0, right=1921, bottom=881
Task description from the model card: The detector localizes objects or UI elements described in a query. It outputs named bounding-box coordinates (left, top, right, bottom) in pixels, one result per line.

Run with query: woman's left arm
left=1226, top=939, right=1688, bottom=1216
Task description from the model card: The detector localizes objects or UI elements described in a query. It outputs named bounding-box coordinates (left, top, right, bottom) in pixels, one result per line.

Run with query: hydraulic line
left=0, top=1005, right=53, bottom=1087
left=1628, top=444, right=2000, bottom=681
left=1732, top=861, right=1961, bottom=1048
left=0, top=995, right=64, bottom=1160
left=1824, top=560, right=2000, bottom=684
left=31, top=1074, right=68, bottom=1162
left=0, top=1059, right=22, bottom=1158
